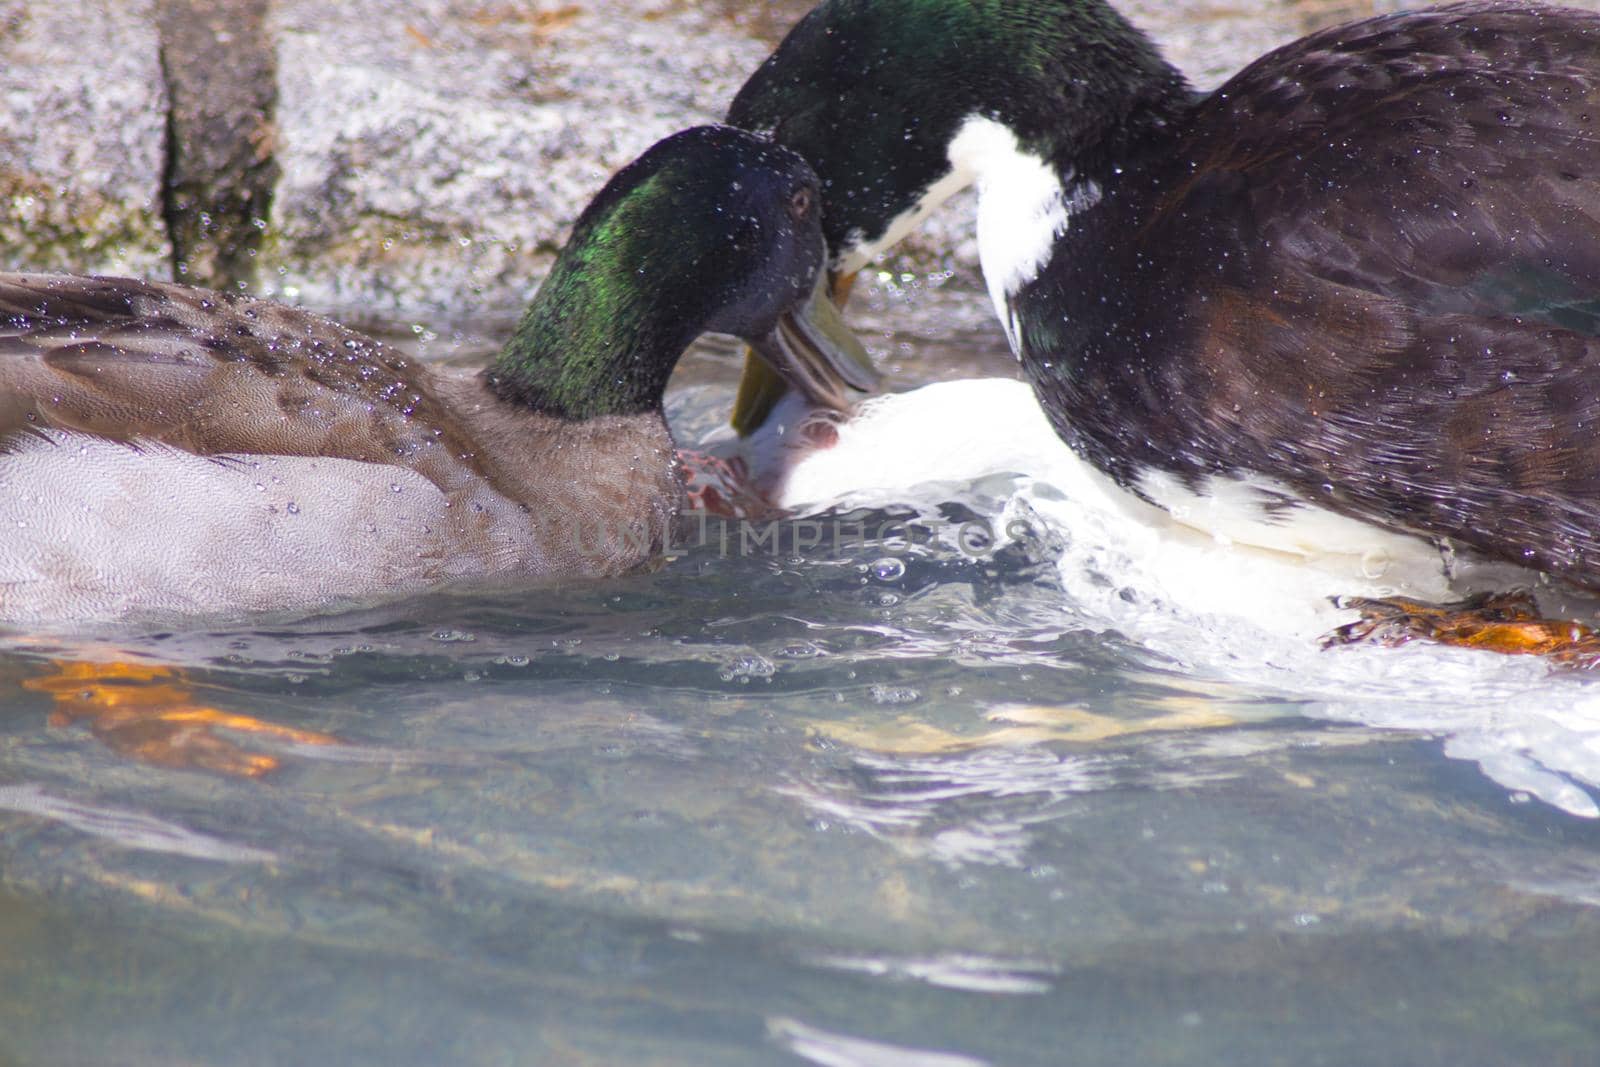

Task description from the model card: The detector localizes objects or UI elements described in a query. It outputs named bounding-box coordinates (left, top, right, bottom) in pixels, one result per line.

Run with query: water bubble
left=870, top=557, right=905, bottom=581
left=718, top=654, right=776, bottom=683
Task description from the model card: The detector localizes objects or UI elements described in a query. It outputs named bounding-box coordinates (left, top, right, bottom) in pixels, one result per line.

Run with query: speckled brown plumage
left=0, top=273, right=686, bottom=559
left=0, top=272, right=684, bottom=622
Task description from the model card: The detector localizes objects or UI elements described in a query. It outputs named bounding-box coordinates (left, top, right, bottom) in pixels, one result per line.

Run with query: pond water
left=3, top=270, right=1600, bottom=1067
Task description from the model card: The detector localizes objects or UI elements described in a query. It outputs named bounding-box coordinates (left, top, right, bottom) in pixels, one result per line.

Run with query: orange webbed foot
left=25, top=660, right=340, bottom=776
left=1324, top=590, right=1600, bottom=667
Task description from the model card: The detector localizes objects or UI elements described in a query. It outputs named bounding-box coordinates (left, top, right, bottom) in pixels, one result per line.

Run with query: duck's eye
left=788, top=186, right=814, bottom=222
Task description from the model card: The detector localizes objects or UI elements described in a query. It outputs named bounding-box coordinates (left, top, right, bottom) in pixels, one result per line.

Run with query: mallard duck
left=0, top=125, right=871, bottom=625
left=721, top=0, right=1600, bottom=656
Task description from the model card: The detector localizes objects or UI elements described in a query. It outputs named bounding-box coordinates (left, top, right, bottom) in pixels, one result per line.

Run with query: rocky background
left=0, top=0, right=1586, bottom=328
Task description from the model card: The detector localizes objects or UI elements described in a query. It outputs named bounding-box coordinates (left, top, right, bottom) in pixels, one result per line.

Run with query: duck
left=0, top=124, right=872, bottom=626
left=717, top=0, right=1600, bottom=657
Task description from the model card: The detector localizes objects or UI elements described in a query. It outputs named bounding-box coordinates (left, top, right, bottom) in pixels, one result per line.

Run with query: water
left=3, top=269, right=1600, bottom=1066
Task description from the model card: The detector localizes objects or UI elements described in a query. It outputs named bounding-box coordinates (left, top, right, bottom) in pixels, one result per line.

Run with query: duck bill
left=734, top=271, right=872, bottom=434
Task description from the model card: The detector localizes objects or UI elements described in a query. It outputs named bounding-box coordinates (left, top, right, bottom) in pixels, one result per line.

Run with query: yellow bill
left=734, top=270, right=871, bottom=434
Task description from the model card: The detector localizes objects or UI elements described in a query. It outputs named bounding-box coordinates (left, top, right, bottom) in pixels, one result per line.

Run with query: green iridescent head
left=491, top=125, right=872, bottom=420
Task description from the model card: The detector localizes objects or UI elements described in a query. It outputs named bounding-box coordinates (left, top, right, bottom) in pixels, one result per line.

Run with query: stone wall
left=0, top=0, right=171, bottom=279
left=0, top=0, right=787, bottom=320
left=4, top=0, right=1596, bottom=327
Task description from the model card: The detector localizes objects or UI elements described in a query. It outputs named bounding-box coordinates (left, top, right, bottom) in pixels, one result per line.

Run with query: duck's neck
left=962, top=30, right=1192, bottom=348
left=874, top=1, right=1190, bottom=350
left=486, top=253, right=694, bottom=422
left=944, top=117, right=1094, bottom=353
left=965, top=89, right=1189, bottom=350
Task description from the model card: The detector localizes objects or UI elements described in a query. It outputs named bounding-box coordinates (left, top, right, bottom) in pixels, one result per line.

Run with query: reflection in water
left=0, top=784, right=274, bottom=863
left=772, top=1017, right=995, bottom=1067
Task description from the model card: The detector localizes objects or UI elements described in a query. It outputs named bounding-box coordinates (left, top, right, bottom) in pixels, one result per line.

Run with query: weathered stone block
left=263, top=0, right=774, bottom=318
left=158, top=0, right=279, bottom=292
left=0, top=0, right=171, bottom=276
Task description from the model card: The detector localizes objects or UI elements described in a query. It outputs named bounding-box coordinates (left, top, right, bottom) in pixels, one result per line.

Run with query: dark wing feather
left=1201, top=3, right=1600, bottom=324
left=0, top=273, right=486, bottom=494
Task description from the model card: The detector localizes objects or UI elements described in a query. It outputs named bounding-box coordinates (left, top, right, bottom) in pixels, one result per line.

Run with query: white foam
left=721, top=376, right=1600, bottom=818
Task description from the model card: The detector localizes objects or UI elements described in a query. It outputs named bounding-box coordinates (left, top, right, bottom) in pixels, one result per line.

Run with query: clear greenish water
left=3, top=279, right=1600, bottom=1066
